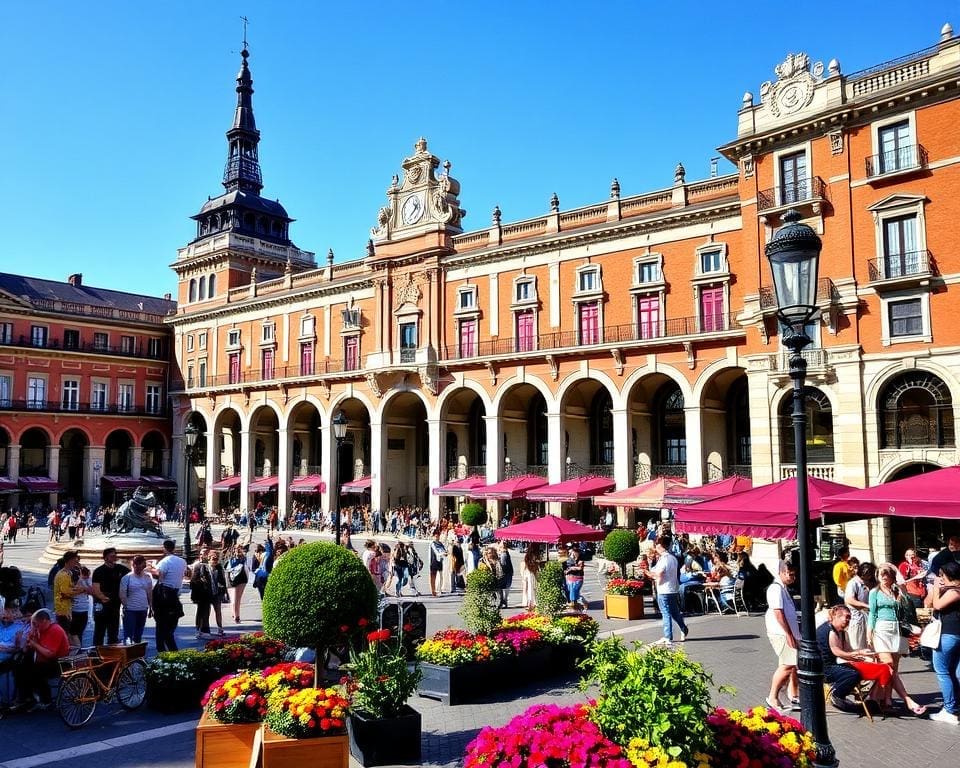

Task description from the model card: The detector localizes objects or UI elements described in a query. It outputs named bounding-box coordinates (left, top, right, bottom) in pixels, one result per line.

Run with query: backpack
left=189, top=566, right=211, bottom=603
left=408, top=549, right=422, bottom=576
left=25, top=585, right=46, bottom=610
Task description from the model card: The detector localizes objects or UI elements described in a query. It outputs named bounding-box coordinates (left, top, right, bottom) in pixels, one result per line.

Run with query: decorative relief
left=365, top=372, right=382, bottom=398
left=611, top=348, right=624, bottom=377
left=420, top=364, right=438, bottom=396
left=395, top=273, right=422, bottom=308
left=740, top=154, right=754, bottom=178
left=545, top=355, right=559, bottom=381
left=760, top=52, right=823, bottom=117
left=829, top=130, right=844, bottom=155
left=485, top=361, right=497, bottom=385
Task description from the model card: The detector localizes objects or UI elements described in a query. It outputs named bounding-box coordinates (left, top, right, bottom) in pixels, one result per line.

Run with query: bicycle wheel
left=116, top=659, right=147, bottom=710
left=57, top=673, right=97, bottom=728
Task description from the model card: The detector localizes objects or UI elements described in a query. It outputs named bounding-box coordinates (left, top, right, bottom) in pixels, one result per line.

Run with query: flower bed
left=415, top=629, right=508, bottom=666
left=205, top=631, right=289, bottom=670
left=605, top=578, right=647, bottom=597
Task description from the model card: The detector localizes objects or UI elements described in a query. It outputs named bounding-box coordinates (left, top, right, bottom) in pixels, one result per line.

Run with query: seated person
left=0, top=604, right=27, bottom=671
left=12, top=608, right=71, bottom=711
left=678, top=555, right=706, bottom=610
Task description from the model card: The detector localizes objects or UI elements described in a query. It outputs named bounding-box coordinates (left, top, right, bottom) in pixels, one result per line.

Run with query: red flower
left=366, top=629, right=391, bottom=643
left=339, top=624, right=350, bottom=633
left=402, top=623, right=414, bottom=632
left=357, top=617, right=369, bottom=627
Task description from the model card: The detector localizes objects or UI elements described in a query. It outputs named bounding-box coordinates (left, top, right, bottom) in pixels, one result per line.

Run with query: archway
left=697, top=367, right=751, bottom=480
left=380, top=393, right=428, bottom=508
left=886, top=462, right=949, bottom=558
left=497, top=383, right=550, bottom=476
left=103, top=429, right=134, bottom=505
left=59, top=428, right=89, bottom=504
left=20, top=427, right=51, bottom=475
left=559, top=379, right=615, bottom=478
left=249, top=406, right=280, bottom=506
left=625, top=374, right=687, bottom=483
left=141, top=431, right=166, bottom=476
left=185, top=412, right=209, bottom=513
left=288, top=401, right=323, bottom=479
left=212, top=409, right=242, bottom=513
left=879, top=371, right=955, bottom=449
left=439, top=388, right=487, bottom=481
left=779, top=387, right=834, bottom=465
left=0, top=426, right=9, bottom=478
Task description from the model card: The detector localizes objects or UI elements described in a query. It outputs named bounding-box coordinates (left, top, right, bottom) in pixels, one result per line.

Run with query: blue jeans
left=567, top=578, right=583, bottom=604
left=933, top=632, right=960, bottom=715
left=656, top=592, right=688, bottom=641
left=123, top=609, right=148, bottom=643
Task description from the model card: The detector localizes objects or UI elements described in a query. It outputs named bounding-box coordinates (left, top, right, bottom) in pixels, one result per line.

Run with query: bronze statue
left=110, top=487, right=164, bottom=537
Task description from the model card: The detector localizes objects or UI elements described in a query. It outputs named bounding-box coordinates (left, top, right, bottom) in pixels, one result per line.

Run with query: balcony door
left=883, top=215, right=918, bottom=278
left=578, top=302, right=600, bottom=345
left=779, top=151, right=807, bottom=205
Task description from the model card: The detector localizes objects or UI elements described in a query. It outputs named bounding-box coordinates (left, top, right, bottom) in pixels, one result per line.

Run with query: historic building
left=169, top=26, right=960, bottom=556
left=0, top=272, right=175, bottom=509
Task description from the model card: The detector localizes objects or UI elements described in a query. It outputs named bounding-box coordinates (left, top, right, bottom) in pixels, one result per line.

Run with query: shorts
left=768, top=633, right=798, bottom=667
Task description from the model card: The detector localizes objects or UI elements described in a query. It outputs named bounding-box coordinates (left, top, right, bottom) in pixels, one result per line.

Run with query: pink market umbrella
left=674, top=476, right=860, bottom=538
left=594, top=477, right=688, bottom=508
left=494, top=515, right=607, bottom=544
left=471, top=475, right=548, bottom=500
left=822, top=465, right=960, bottom=519
left=432, top=475, right=488, bottom=496
left=665, top=475, right=753, bottom=505
left=526, top=476, right=616, bottom=503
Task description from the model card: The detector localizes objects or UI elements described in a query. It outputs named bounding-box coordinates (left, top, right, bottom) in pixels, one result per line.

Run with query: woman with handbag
left=929, top=560, right=960, bottom=724
left=226, top=545, right=248, bottom=624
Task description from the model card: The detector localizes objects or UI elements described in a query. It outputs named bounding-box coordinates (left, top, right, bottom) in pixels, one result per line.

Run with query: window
left=458, top=288, right=476, bottom=311
left=578, top=268, right=599, bottom=293
left=0, top=323, right=11, bottom=344
left=699, top=287, right=724, bottom=332
left=198, top=276, right=206, bottom=299
left=578, top=302, right=600, bottom=345
left=299, top=342, right=314, bottom=375
left=300, top=316, right=315, bottom=337
left=344, top=336, right=359, bottom=371
left=261, top=348, right=275, bottom=379
left=459, top=319, right=477, bottom=357
left=147, top=337, right=162, bottom=357
left=91, top=381, right=108, bottom=410
left=780, top=388, right=835, bottom=462
left=889, top=298, right=923, bottom=338
left=117, top=383, right=134, bottom=412
left=0, top=374, right=11, bottom=407
left=228, top=352, right=241, bottom=384
left=27, top=376, right=46, bottom=409
left=261, top=323, right=275, bottom=343
left=342, top=309, right=361, bottom=329
left=515, top=280, right=533, bottom=302
left=399, top=322, right=417, bottom=362
left=93, top=332, right=108, bottom=351
left=188, top=279, right=197, bottom=303
left=63, top=329, right=80, bottom=350
left=198, top=332, right=207, bottom=350
left=31, top=326, right=47, bottom=348
left=120, top=335, right=135, bottom=354
left=637, top=296, right=661, bottom=339
left=516, top=310, right=535, bottom=352
left=198, top=360, right=207, bottom=387
left=208, top=274, right=217, bottom=298
left=186, top=334, right=194, bottom=352
left=227, top=329, right=241, bottom=346
left=779, top=150, right=808, bottom=205
left=880, top=371, right=954, bottom=449
left=699, top=249, right=722, bottom=274
left=186, top=363, right=195, bottom=389
left=637, top=262, right=661, bottom=284
left=883, top=215, right=920, bottom=278
left=146, top=384, right=162, bottom=414
left=61, top=379, right=80, bottom=411
left=877, top=120, right=913, bottom=174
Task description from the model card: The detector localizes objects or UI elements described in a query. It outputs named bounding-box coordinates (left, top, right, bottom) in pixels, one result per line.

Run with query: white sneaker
left=929, top=709, right=959, bottom=724
left=651, top=637, right=673, bottom=647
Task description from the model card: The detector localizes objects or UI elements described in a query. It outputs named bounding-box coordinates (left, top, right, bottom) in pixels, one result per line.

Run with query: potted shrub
left=342, top=627, right=423, bottom=766
left=603, top=577, right=647, bottom=620
left=535, top=560, right=567, bottom=618
left=196, top=671, right=269, bottom=768
left=262, top=541, right=378, bottom=685
left=458, top=502, right=487, bottom=545
left=262, top=685, right=351, bottom=768
left=603, top=529, right=640, bottom=578
left=460, top=564, right=501, bottom=634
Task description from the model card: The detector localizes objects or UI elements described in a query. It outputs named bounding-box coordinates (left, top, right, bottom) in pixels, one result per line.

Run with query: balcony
left=635, top=463, right=687, bottom=483
left=780, top=464, right=835, bottom=481
left=759, top=277, right=835, bottom=311
left=440, top=313, right=741, bottom=362
left=189, top=360, right=348, bottom=390
left=446, top=464, right=487, bottom=481
left=2, top=334, right=167, bottom=361
left=0, top=399, right=167, bottom=417
left=757, top=177, right=828, bottom=214
left=865, top=144, right=928, bottom=179
left=867, top=250, right=934, bottom=287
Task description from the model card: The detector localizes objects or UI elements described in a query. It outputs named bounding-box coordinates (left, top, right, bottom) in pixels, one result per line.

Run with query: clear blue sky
left=1, top=1, right=955, bottom=296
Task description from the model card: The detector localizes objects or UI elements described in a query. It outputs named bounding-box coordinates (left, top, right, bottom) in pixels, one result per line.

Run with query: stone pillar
left=239, top=430, right=252, bottom=514
left=47, top=445, right=60, bottom=507
left=684, top=407, right=704, bottom=487
left=369, top=418, right=387, bottom=515
left=547, top=411, right=563, bottom=485
left=170, top=436, right=185, bottom=509
left=319, top=424, right=333, bottom=514
left=204, top=431, right=217, bottom=516
left=277, top=428, right=291, bottom=520
left=7, top=445, right=19, bottom=481
left=87, top=447, right=105, bottom=509
left=611, top=408, right=631, bottom=490
left=161, top=448, right=171, bottom=478
left=130, top=447, right=143, bottom=479
left=427, top=417, right=442, bottom=523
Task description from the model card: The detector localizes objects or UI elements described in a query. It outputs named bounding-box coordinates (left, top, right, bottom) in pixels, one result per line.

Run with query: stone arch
left=878, top=458, right=949, bottom=483
left=176, top=405, right=214, bottom=435
left=621, top=362, right=693, bottom=406
left=283, top=393, right=329, bottom=428
left=435, top=378, right=492, bottom=416
left=491, top=374, right=555, bottom=417
left=140, top=429, right=168, bottom=450
left=16, top=424, right=52, bottom=445
left=329, top=390, right=377, bottom=421
left=692, top=359, right=747, bottom=406
left=865, top=361, right=960, bottom=413
left=102, top=426, right=137, bottom=447
left=555, top=369, right=620, bottom=412
left=376, top=387, right=434, bottom=422
left=241, top=399, right=284, bottom=432
left=52, top=424, right=93, bottom=446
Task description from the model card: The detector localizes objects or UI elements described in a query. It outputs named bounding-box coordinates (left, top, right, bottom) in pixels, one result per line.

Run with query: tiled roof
left=0, top=272, right=176, bottom=316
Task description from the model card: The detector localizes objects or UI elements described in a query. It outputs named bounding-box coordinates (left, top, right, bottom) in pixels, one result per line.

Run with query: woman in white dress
left=844, top=560, right=875, bottom=650
left=521, top=547, right=540, bottom=611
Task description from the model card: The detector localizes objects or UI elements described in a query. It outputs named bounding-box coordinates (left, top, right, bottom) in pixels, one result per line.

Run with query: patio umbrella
left=594, top=477, right=687, bottom=508
left=665, top=475, right=753, bottom=505
left=674, top=476, right=860, bottom=538
left=821, top=464, right=960, bottom=519
left=471, top=475, right=548, bottom=500
left=526, top=476, right=616, bottom=503
left=494, top=515, right=607, bottom=544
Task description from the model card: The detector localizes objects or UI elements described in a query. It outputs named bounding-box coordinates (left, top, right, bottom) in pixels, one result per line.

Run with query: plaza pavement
left=1, top=529, right=957, bottom=768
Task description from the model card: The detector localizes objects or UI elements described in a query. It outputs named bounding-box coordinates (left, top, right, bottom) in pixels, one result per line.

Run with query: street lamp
left=331, top=411, right=348, bottom=546
left=765, top=209, right=834, bottom=768
left=184, top=422, right=199, bottom=562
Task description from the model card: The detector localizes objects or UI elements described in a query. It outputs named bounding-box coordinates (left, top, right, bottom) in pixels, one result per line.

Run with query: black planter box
left=418, top=657, right=511, bottom=705
left=550, top=642, right=587, bottom=674
left=348, top=705, right=422, bottom=766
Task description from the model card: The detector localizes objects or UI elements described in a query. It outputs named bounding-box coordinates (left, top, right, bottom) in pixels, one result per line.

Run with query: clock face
left=401, top=194, right=424, bottom=226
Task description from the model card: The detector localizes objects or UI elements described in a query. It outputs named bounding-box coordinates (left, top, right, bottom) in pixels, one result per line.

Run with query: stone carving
left=741, top=154, right=754, bottom=178
left=396, top=273, right=422, bottom=308
left=420, top=364, right=438, bottom=395
left=829, top=130, right=844, bottom=155
left=109, top=488, right=164, bottom=538
left=674, top=163, right=686, bottom=185
left=371, top=205, right=392, bottom=239
left=365, top=372, right=383, bottom=398
left=760, top=52, right=824, bottom=118
left=611, top=348, right=625, bottom=376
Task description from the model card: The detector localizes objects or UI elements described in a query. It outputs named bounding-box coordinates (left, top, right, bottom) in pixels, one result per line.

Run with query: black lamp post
left=331, top=411, right=348, bottom=546
left=184, top=422, right=199, bottom=562
left=765, top=209, right=835, bottom=768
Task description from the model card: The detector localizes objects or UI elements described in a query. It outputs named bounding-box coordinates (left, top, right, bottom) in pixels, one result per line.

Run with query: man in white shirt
left=643, top=535, right=689, bottom=644
left=152, top=539, right=189, bottom=652
left=764, top=561, right=800, bottom=713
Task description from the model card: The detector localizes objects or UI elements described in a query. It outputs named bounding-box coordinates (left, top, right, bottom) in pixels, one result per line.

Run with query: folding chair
left=732, top=577, right=749, bottom=616
left=823, top=680, right=874, bottom=722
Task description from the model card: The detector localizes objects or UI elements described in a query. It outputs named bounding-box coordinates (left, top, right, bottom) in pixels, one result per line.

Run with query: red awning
left=341, top=476, right=372, bottom=494
left=665, top=475, right=752, bottom=506
left=290, top=474, right=326, bottom=493
left=822, top=465, right=960, bottom=519
left=471, top=475, right=548, bottom=500
left=212, top=474, right=241, bottom=491
left=141, top=475, right=178, bottom=490
left=526, top=476, right=616, bottom=503
left=100, top=475, right=143, bottom=490
left=674, top=476, right=860, bottom=538
left=594, top=477, right=688, bottom=508
left=433, top=476, right=487, bottom=496
left=0, top=477, right=18, bottom=493
left=18, top=476, right=63, bottom=493
left=494, top=515, right=607, bottom=544
left=249, top=475, right=279, bottom=492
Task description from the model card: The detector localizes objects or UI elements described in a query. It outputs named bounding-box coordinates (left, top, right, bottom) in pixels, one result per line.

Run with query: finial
left=674, top=162, right=686, bottom=184
left=492, top=205, right=501, bottom=225
left=741, top=91, right=754, bottom=109
left=443, top=159, right=452, bottom=175
left=550, top=192, right=559, bottom=212
left=610, top=178, right=620, bottom=199
left=241, top=15, right=250, bottom=52
left=941, top=22, right=954, bottom=42
left=415, top=137, right=428, bottom=153
left=827, top=58, right=841, bottom=77
left=366, top=239, right=375, bottom=258
left=327, top=248, right=334, bottom=265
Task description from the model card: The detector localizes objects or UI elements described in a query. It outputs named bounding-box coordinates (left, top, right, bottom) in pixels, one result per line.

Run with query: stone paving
left=1, top=530, right=958, bottom=767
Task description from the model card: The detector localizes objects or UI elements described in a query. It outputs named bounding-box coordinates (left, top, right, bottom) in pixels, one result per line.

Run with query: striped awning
left=212, top=474, right=241, bottom=491
left=249, top=475, right=279, bottom=492
left=290, top=474, right=326, bottom=493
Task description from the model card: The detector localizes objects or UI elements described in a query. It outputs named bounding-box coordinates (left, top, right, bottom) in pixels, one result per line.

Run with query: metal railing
left=446, top=464, right=487, bottom=481
left=759, top=277, right=835, bottom=310
left=780, top=464, right=835, bottom=481
left=867, top=250, right=933, bottom=282
left=635, top=463, right=688, bottom=483
left=1, top=334, right=167, bottom=360
left=865, top=144, right=928, bottom=177
left=757, top=176, right=828, bottom=212
left=0, top=399, right=167, bottom=417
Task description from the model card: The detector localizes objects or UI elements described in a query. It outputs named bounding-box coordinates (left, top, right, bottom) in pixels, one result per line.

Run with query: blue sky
left=1, top=1, right=956, bottom=296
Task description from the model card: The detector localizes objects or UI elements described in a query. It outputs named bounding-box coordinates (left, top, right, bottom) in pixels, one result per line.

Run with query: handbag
left=226, top=562, right=246, bottom=586
left=919, top=616, right=942, bottom=649
left=894, top=596, right=920, bottom=637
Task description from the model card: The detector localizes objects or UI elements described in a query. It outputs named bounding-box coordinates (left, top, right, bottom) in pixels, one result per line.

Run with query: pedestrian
left=898, top=548, right=928, bottom=609
left=429, top=530, right=446, bottom=596
left=152, top=539, right=188, bottom=652
left=497, top=540, right=514, bottom=609
left=764, top=560, right=800, bottom=713
left=226, top=545, right=248, bottom=624
left=119, top=555, right=153, bottom=644
left=52, top=551, right=84, bottom=636
left=643, top=535, right=688, bottom=644
left=930, top=560, right=960, bottom=724
left=12, top=609, right=70, bottom=712
left=450, top=538, right=465, bottom=594
left=391, top=542, right=410, bottom=598
left=521, top=546, right=540, bottom=610
left=832, top=547, right=855, bottom=605
left=92, top=547, right=129, bottom=646
left=72, top=566, right=93, bottom=646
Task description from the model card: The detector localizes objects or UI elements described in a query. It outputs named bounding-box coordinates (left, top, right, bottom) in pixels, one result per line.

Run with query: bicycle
left=56, top=642, right=148, bottom=728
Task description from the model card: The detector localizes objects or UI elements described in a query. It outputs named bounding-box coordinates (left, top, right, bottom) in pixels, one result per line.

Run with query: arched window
left=188, top=279, right=197, bottom=303
left=198, top=276, right=206, bottom=300
left=727, top=377, right=752, bottom=467
left=445, top=431, right=458, bottom=477
left=468, top=399, right=486, bottom=467
left=779, top=387, right=834, bottom=463
left=656, top=383, right=686, bottom=468
left=879, top=371, right=955, bottom=449
left=208, top=274, right=216, bottom=298
left=590, top=390, right=614, bottom=465
left=527, top=392, right=549, bottom=467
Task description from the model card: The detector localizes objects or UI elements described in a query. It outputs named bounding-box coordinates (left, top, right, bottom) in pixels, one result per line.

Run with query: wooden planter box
left=604, top=593, right=645, bottom=620
left=260, top=725, right=348, bottom=768
left=195, top=711, right=260, bottom=768
left=347, top=705, right=421, bottom=766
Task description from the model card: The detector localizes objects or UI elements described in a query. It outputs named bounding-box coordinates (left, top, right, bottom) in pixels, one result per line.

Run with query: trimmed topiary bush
left=603, top=529, right=640, bottom=578
left=460, top=566, right=501, bottom=634
left=459, top=502, right=488, bottom=528
left=535, top=560, right=567, bottom=618
left=262, top=541, right=378, bottom=681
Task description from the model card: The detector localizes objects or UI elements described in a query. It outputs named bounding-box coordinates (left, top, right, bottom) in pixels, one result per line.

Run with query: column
left=369, top=418, right=387, bottom=515
left=161, top=448, right=171, bottom=478
left=239, top=429, right=252, bottom=513
left=170, top=436, right=185, bottom=509
left=130, top=447, right=143, bottom=479
left=611, top=408, right=631, bottom=490
left=484, top=415, right=502, bottom=525
left=277, top=428, right=291, bottom=520
left=547, top=411, right=563, bottom=485
left=47, top=445, right=61, bottom=508
left=427, top=417, right=442, bottom=523
left=684, top=406, right=704, bottom=488
left=7, top=445, right=20, bottom=481
left=204, top=430, right=218, bottom=516
left=319, top=424, right=333, bottom=514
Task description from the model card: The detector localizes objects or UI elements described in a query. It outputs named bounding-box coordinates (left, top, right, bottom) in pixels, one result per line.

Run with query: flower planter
left=418, top=658, right=509, bottom=705
left=550, top=642, right=587, bottom=673
left=260, top=725, right=348, bottom=768
left=604, top=593, right=644, bottom=620
left=194, top=711, right=261, bottom=768
left=347, top=705, right=421, bottom=766
left=515, top=646, right=552, bottom=681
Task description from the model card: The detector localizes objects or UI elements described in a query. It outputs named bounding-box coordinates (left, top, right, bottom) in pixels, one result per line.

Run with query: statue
left=110, top=487, right=164, bottom=538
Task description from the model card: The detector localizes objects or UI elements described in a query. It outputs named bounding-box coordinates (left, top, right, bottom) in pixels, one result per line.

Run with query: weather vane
left=241, top=15, right=249, bottom=51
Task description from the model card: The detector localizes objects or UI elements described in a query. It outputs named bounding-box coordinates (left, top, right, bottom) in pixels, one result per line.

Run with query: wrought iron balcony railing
left=0, top=399, right=167, bottom=417
left=865, top=144, right=928, bottom=177
left=867, top=250, right=933, bottom=282
left=759, top=277, right=835, bottom=310
left=1, top=335, right=167, bottom=360
left=757, top=176, right=828, bottom=212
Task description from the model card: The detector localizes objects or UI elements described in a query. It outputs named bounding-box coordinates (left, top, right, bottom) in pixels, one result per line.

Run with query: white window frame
left=575, top=266, right=602, bottom=296
left=91, top=380, right=109, bottom=411
left=868, top=194, right=928, bottom=280
left=93, top=331, right=109, bottom=351
left=146, top=383, right=162, bottom=414
left=692, top=242, right=730, bottom=281
left=633, top=254, right=664, bottom=286
left=198, top=359, right=207, bottom=387
left=186, top=334, right=194, bottom=352
left=340, top=308, right=362, bottom=333
left=772, top=141, right=813, bottom=208
left=61, top=378, right=80, bottom=411
left=300, top=315, right=316, bottom=339
left=117, top=381, right=135, bottom=413
left=30, top=325, right=48, bottom=348
left=879, top=290, right=931, bottom=346
left=147, top=337, right=162, bottom=357
left=120, top=335, right=135, bottom=354
left=186, top=363, right=195, bottom=388
left=0, top=322, right=13, bottom=345
left=261, top=322, right=275, bottom=343
left=457, top=286, right=477, bottom=311
left=198, top=331, right=207, bottom=350
left=870, top=110, right=917, bottom=178
left=27, top=375, right=47, bottom=409
left=511, top=276, right=538, bottom=308
left=227, top=329, right=241, bottom=348
left=0, top=372, right=11, bottom=407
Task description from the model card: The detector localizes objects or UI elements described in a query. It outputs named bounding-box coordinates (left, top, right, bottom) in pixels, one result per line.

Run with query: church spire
left=222, top=45, right=263, bottom=194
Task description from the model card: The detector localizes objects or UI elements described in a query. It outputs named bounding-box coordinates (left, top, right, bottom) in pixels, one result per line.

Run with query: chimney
left=163, top=293, right=171, bottom=301
left=67, top=273, right=82, bottom=286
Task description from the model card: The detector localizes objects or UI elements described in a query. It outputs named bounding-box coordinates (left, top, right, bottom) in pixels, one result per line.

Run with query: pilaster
left=683, top=407, right=704, bottom=487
